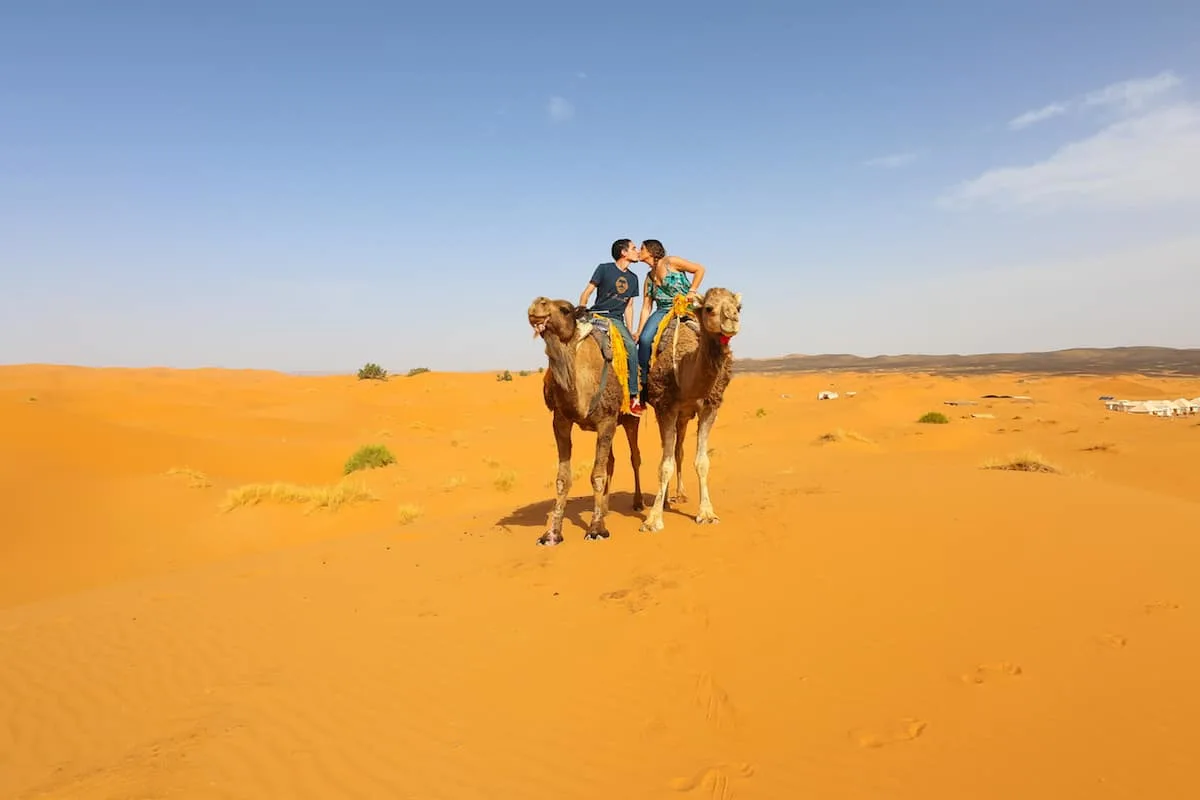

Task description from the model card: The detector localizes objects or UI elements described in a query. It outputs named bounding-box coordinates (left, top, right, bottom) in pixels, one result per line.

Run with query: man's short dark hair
left=611, top=238, right=632, bottom=261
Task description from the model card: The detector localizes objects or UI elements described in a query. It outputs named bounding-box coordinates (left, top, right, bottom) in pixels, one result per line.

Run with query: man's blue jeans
left=598, top=314, right=640, bottom=401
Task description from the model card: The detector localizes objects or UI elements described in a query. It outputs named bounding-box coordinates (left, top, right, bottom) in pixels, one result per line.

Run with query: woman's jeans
left=637, top=307, right=669, bottom=398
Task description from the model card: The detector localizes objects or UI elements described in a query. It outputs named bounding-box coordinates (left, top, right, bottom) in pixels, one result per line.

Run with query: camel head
left=696, top=287, right=742, bottom=347
left=528, top=297, right=588, bottom=343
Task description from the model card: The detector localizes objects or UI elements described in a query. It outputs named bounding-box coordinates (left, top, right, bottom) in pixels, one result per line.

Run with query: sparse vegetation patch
left=982, top=451, right=1061, bottom=474
left=814, top=429, right=874, bottom=445
left=494, top=469, right=517, bottom=491
left=918, top=411, right=950, bottom=424
left=406, top=367, right=430, bottom=377
left=220, top=481, right=377, bottom=513
left=396, top=504, right=423, bottom=525
left=165, top=467, right=212, bottom=488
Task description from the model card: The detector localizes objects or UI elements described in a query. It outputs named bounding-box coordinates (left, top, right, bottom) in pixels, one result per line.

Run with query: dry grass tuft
left=981, top=451, right=1061, bottom=474
left=396, top=504, right=423, bottom=525
left=493, top=469, right=517, bottom=492
left=165, top=467, right=212, bottom=489
left=1082, top=442, right=1117, bottom=453
left=814, top=429, right=874, bottom=445
left=220, top=481, right=378, bottom=513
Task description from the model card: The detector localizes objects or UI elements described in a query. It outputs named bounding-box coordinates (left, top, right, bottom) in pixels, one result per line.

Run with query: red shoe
left=629, top=399, right=644, bottom=416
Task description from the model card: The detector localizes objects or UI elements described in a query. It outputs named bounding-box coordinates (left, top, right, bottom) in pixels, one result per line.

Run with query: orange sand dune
left=2, top=364, right=1199, bottom=799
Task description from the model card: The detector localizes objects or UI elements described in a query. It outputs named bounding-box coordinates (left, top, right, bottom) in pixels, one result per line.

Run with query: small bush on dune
left=357, top=362, right=388, bottom=381
left=344, top=444, right=396, bottom=475
left=497, top=370, right=513, bottom=382
left=918, top=411, right=950, bottom=424
left=406, top=367, right=430, bottom=377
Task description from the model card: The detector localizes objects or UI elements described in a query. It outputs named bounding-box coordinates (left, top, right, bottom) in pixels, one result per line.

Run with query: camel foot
left=536, top=531, right=564, bottom=546
left=639, top=516, right=664, bottom=533
left=694, top=509, right=720, bottom=525
left=584, top=529, right=610, bottom=541
left=669, top=493, right=689, bottom=505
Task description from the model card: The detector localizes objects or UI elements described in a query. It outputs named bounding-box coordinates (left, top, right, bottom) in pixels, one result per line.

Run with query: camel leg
left=605, top=447, right=615, bottom=495
left=640, top=407, right=678, bottom=533
left=585, top=418, right=617, bottom=541
left=693, top=404, right=720, bottom=524
left=538, top=412, right=573, bottom=546
left=669, top=413, right=689, bottom=505
left=623, top=415, right=644, bottom=511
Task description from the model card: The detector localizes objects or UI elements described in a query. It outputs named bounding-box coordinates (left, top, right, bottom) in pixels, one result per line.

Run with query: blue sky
left=3, top=1, right=1199, bottom=372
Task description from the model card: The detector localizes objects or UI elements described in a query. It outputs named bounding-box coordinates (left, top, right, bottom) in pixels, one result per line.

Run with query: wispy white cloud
left=863, top=151, right=918, bottom=168
left=1008, top=103, right=1068, bottom=130
left=942, top=101, right=1200, bottom=211
left=547, top=96, right=574, bottom=123
left=1083, top=71, right=1182, bottom=113
left=1006, top=70, right=1181, bottom=131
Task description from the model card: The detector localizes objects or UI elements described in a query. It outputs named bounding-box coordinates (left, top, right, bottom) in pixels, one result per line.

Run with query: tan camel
left=639, top=287, right=741, bottom=532
left=527, top=297, right=643, bottom=546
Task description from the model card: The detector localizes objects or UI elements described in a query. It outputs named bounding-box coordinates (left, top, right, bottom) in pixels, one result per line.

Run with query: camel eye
left=704, top=305, right=714, bottom=314
left=558, top=303, right=573, bottom=315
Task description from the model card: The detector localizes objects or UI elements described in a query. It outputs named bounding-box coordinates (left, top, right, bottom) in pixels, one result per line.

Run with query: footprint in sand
left=961, top=662, right=1023, bottom=684
left=695, top=672, right=738, bottom=730
left=850, top=718, right=927, bottom=749
left=1144, top=601, right=1180, bottom=615
left=669, top=762, right=755, bottom=800
left=1095, top=633, right=1128, bottom=649
left=598, top=574, right=678, bottom=613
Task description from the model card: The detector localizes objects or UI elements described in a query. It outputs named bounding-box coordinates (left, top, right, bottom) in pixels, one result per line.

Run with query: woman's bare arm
left=666, top=256, right=706, bottom=293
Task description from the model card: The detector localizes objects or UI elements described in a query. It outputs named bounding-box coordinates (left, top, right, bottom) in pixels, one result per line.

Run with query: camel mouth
left=528, top=314, right=549, bottom=337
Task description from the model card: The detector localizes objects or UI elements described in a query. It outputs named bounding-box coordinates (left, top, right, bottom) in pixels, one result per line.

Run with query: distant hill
left=734, top=346, right=1200, bottom=376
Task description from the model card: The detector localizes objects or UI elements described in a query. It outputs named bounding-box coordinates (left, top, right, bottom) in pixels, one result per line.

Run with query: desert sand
left=2, top=363, right=1199, bottom=799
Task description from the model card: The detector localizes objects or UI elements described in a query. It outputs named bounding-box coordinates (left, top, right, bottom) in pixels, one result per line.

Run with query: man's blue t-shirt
left=589, top=262, right=639, bottom=319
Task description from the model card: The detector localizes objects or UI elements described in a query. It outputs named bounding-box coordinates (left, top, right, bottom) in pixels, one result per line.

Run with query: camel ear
left=570, top=304, right=590, bottom=321
left=734, top=292, right=742, bottom=306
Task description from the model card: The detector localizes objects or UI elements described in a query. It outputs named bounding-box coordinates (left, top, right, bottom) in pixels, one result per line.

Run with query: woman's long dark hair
left=643, top=239, right=668, bottom=286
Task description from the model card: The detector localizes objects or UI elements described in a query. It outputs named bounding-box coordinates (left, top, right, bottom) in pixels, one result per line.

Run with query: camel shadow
left=497, top=492, right=649, bottom=530
left=496, top=491, right=695, bottom=530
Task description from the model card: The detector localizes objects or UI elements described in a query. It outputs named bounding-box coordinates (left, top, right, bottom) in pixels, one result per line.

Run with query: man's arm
left=634, top=277, right=654, bottom=338
left=579, top=282, right=597, bottom=307
left=624, top=274, right=640, bottom=333
left=580, top=264, right=605, bottom=307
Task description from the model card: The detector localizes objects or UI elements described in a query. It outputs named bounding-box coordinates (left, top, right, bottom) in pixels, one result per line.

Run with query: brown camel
left=527, top=297, right=643, bottom=546
left=639, top=287, right=741, bottom=532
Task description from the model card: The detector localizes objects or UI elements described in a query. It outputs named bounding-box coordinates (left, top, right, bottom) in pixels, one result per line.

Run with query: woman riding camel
left=634, top=239, right=707, bottom=407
